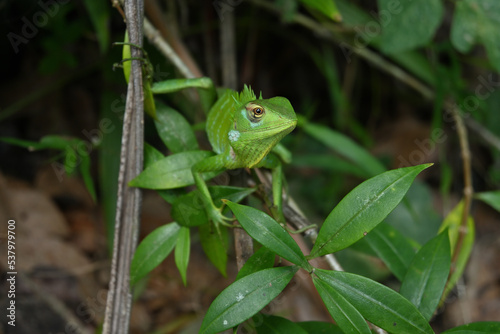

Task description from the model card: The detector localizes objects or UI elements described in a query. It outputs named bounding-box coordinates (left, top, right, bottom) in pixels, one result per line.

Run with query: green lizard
left=151, top=78, right=297, bottom=229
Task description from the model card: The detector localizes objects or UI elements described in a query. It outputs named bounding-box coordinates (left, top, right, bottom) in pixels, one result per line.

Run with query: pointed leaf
left=199, top=266, right=298, bottom=334
left=0, top=135, right=78, bottom=151
left=363, top=222, right=418, bottom=281
left=236, top=247, right=276, bottom=280
left=83, top=0, right=110, bottom=53
left=157, top=188, right=186, bottom=205
left=313, top=277, right=371, bottom=334
left=256, top=315, right=309, bottom=334
left=143, top=80, right=157, bottom=120
left=292, top=154, right=368, bottom=178
left=226, top=201, right=311, bottom=270
left=144, top=142, right=164, bottom=167
left=175, top=226, right=190, bottom=286
left=129, top=150, right=219, bottom=189
left=314, top=269, right=434, bottom=334
left=299, top=0, right=342, bottom=21
left=0, top=137, right=48, bottom=150
left=440, top=208, right=475, bottom=302
left=400, top=231, right=451, bottom=320
left=40, top=135, right=77, bottom=150
left=311, top=164, right=432, bottom=258
left=475, top=190, right=500, bottom=213
left=438, top=200, right=473, bottom=251
left=199, top=224, right=228, bottom=276
left=441, top=321, right=500, bottom=333
left=130, top=223, right=180, bottom=285
left=79, top=152, right=97, bottom=201
left=154, top=100, right=199, bottom=153
left=300, top=118, right=386, bottom=178
left=64, top=146, right=78, bottom=175
left=122, top=32, right=131, bottom=83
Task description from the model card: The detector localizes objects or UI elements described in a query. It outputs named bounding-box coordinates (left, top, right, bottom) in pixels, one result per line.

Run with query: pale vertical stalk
left=102, top=0, right=144, bottom=333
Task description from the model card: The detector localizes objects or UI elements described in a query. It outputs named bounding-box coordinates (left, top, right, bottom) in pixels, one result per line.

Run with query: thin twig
left=143, top=19, right=196, bottom=79
left=254, top=168, right=344, bottom=272
left=285, top=199, right=344, bottom=272
left=145, top=0, right=203, bottom=77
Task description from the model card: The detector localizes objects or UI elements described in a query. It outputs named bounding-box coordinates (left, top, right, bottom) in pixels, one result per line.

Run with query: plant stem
left=102, top=0, right=144, bottom=333
left=446, top=101, right=473, bottom=271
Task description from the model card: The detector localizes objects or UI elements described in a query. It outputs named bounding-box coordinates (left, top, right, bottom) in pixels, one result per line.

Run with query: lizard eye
left=245, top=103, right=265, bottom=123
left=252, top=106, right=265, bottom=118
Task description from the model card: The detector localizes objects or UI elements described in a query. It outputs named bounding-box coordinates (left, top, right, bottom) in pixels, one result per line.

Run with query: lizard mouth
left=249, top=118, right=297, bottom=135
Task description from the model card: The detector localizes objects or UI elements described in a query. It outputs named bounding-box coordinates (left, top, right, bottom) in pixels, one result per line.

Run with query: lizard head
left=229, top=86, right=297, bottom=167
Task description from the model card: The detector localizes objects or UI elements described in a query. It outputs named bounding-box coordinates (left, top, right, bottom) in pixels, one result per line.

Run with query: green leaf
left=130, top=223, right=181, bottom=285
left=0, top=137, right=47, bottom=150
left=299, top=0, right=342, bottom=21
left=236, top=247, right=276, bottom=280
left=439, top=202, right=475, bottom=302
left=175, top=226, right=190, bottom=286
left=451, top=0, right=500, bottom=72
left=172, top=186, right=255, bottom=227
left=292, top=154, right=368, bottom=179
left=441, top=321, right=500, bottom=333
left=0, top=135, right=74, bottom=151
left=122, top=32, right=131, bottom=83
left=79, top=151, right=97, bottom=202
left=171, top=191, right=207, bottom=227
left=400, top=231, right=451, bottom=321
left=310, top=164, right=432, bottom=258
left=438, top=201, right=470, bottom=251
left=129, top=150, right=219, bottom=189
left=143, top=80, right=157, bottom=120
left=297, top=321, right=344, bottom=333
left=64, top=146, right=78, bottom=175
left=40, top=135, right=76, bottom=150
left=362, top=222, right=417, bottom=281
left=226, top=201, right=311, bottom=270
left=154, top=100, right=199, bottom=153
left=378, top=0, right=444, bottom=54
left=151, top=77, right=215, bottom=94
left=199, top=224, right=228, bottom=276
left=199, top=266, right=298, bottom=334
left=313, top=277, right=371, bottom=334
left=314, top=269, right=434, bottom=334
left=256, top=315, right=309, bottom=334
left=157, top=189, right=186, bottom=205
left=144, top=142, right=164, bottom=167
left=385, top=180, right=441, bottom=245
left=475, top=190, right=500, bottom=213
left=82, top=0, right=110, bottom=53
left=299, top=117, right=386, bottom=178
